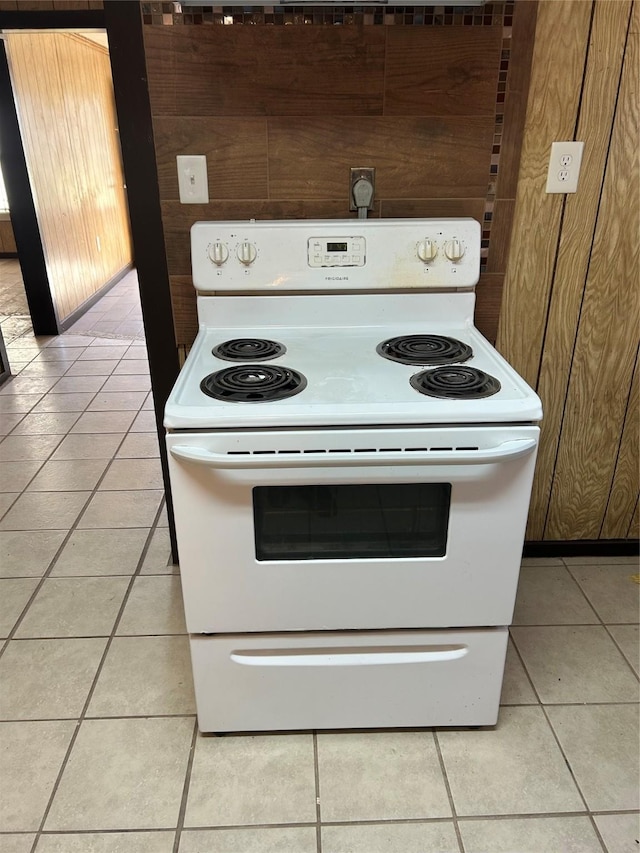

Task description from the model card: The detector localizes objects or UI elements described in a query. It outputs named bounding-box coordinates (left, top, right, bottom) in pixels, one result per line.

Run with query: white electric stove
left=165, top=218, right=542, bottom=732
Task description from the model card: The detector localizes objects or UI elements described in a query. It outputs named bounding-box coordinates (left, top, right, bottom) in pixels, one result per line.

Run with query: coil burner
left=410, top=366, right=501, bottom=399
left=377, top=335, right=473, bottom=366
left=200, top=365, right=307, bottom=402
left=212, top=338, right=286, bottom=362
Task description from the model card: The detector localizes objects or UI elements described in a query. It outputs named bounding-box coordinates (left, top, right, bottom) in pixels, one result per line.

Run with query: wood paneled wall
left=0, top=218, right=17, bottom=254
left=143, top=8, right=535, bottom=347
left=5, top=31, right=130, bottom=322
left=497, top=0, right=638, bottom=542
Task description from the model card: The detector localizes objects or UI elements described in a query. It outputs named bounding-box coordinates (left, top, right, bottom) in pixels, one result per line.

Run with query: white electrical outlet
left=545, top=141, right=584, bottom=194
left=177, top=155, right=209, bottom=204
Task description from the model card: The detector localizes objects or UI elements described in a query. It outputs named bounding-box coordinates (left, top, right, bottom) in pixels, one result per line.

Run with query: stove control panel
left=192, top=218, right=481, bottom=291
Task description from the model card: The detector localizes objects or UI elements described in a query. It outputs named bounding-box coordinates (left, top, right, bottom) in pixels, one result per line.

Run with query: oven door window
left=253, top=483, right=451, bottom=561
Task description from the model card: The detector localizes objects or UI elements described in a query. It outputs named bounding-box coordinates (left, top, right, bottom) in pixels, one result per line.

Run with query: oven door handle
left=230, top=644, right=469, bottom=667
left=169, top=438, right=537, bottom=468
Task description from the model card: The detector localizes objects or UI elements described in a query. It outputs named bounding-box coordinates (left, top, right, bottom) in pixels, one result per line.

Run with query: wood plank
left=0, top=220, right=17, bottom=253
left=384, top=26, right=502, bottom=116
left=474, top=273, right=504, bottom=345
left=170, top=275, right=198, bottom=348
left=627, top=497, right=639, bottom=538
left=601, top=352, right=640, bottom=538
left=153, top=116, right=268, bottom=202
left=496, top=1, right=593, bottom=385
left=545, top=27, right=639, bottom=540
left=380, top=198, right=485, bottom=221
left=5, top=32, right=131, bottom=322
left=528, top=1, right=633, bottom=538
left=268, top=116, right=494, bottom=200
left=144, top=25, right=385, bottom=117
left=485, top=199, right=516, bottom=274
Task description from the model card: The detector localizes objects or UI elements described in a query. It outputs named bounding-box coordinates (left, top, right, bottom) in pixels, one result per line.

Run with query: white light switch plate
left=177, top=155, right=209, bottom=204
left=545, top=141, right=584, bottom=193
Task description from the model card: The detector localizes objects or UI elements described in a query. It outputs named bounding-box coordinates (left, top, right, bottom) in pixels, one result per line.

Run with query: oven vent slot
left=226, top=446, right=480, bottom=456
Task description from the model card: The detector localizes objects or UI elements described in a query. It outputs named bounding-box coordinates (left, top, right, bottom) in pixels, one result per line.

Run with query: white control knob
left=208, top=241, right=229, bottom=266
left=417, top=239, right=438, bottom=263
left=444, top=239, right=466, bottom=263
left=237, top=241, right=257, bottom=266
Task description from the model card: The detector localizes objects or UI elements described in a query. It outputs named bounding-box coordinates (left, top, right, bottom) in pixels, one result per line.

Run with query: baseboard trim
left=524, top=539, right=639, bottom=558
left=58, top=264, right=133, bottom=332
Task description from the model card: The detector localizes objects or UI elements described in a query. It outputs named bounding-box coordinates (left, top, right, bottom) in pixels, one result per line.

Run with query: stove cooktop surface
left=165, top=294, right=542, bottom=430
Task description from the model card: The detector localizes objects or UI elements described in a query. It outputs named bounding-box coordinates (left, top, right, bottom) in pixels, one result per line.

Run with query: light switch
left=177, top=155, right=209, bottom=204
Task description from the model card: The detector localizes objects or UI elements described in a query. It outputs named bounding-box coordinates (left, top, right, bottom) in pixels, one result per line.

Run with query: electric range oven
left=165, top=219, right=542, bottom=732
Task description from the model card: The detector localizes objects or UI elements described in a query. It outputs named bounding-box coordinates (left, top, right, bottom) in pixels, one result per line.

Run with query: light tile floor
left=0, top=277, right=639, bottom=852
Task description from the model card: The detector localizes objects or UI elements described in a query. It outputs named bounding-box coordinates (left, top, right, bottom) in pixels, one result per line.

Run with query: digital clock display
left=327, top=242, right=348, bottom=252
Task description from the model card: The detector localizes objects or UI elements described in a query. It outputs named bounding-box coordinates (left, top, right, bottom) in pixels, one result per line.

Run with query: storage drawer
left=189, top=627, right=508, bottom=732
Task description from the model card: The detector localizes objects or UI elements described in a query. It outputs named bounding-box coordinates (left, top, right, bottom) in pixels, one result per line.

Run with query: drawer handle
left=230, top=644, right=468, bottom=667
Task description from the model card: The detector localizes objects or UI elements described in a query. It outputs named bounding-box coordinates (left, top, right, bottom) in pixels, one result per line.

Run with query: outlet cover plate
left=545, top=141, right=584, bottom=194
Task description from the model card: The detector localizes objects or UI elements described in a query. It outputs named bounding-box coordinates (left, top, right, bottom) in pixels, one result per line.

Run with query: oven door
left=167, top=425, right=539, bottom=632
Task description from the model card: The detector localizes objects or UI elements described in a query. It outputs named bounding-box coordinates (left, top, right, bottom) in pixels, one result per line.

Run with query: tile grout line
left=432, top=730, right=465, bottom=853
left=312, top=732, right=323, bottom=853
left=28, top=498, right=167, bottom=853
left=172, top=718, right=200, bottom=853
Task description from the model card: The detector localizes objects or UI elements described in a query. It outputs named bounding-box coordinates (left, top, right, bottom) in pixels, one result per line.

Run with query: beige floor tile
left=0, top=491, right=90, bottom=531
left=88, top=391, right=147, bottom=411
left=71, top=411, right=136, bottom=433
left=15, top=577, right=129, bottom=638
left=117, top=432, right=160, bottom=458
left=50, top=376, right=106, bottom=394
left=51, top=433, right=125, bottom=460
left=64, top=360, right=120, bottom=376
left=102, top=375, right=151, bottom=392
left=511, top=626, right=639, bottom=703
left=79, top=490, right=163, bottom=529
left=0, top=638, right=106, bottom=720
left=130, top=410, right=157, bottom=432
left=437, top=706, right=583, bottom=816
left=52, top=528, right=149, bottom=576
left=608, top=624, right=640, bottom=675
left=520, top=557, right=564, bottom=567
left=0, top=434, right=63, bottom=461
left=185, top=733, right=316, bottom=827
left=78, top=346, right=127, bottom=361
left=0, top=835, right=37, bottom=853
left=0, top=578, right=39, bottom=637
left=567, top=565, right=640, bottom=623
left=46, top=335, right=95, bottom=348
left=35, top=833, right=175, bottom=853
left=18, top=363, right=70, bottom=378
left=460, top=816, right=602, bottom=852
left=143, top=393, right=154, bottom=410
left=140, top=527, right=177, bottom=574
left=179, top=828, right=317, bottom=853
left=45, top=717, right=194, bottom=831
left=32, top=393, right=95, bottom=413
left=0, top=460, right=43, bottom=491
left=547, top=704, right=640, bottom=811
left=317, top=731, right=450, bottom=822
left=117, top=576, right=186, bottom=635
left=99, top=459, right=163, bottom=491
left=34, top=347, right=86, bottom=362
left=0, top=394, right=42, bottom=413
left=564, top=555, right=639, bottom=565
left=0, top=493, right=18, bottom=517
left=500, top=638, right=537, bottom=704
left=27, top=460, right=109, bottom=492
left=0, top=413, right=25, bottom=434
left=0, top=376, right=59, bottom=396
left=594, top=813, right=640, bottom=853
left=113, top=360, right=149, bottom=375
left=157, top=505, right=169, bottom=527
left=88, top=635, right=195, bottom=716
left=0, top=530, right=66, bottom=578
left=0, top=720, right=75, bottom=831
left=513, top=566, right=598, bottom=625
left=322, top=822, right=459, bottom=853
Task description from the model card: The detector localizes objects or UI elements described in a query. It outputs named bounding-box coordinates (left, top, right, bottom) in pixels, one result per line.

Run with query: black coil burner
left=410, top=366, right=501, bottom=399
left=200, top=365, right=306, bottom=402
left=212, top=338, right=285, bottom=362
left=377, top=335, right=473, bottom=366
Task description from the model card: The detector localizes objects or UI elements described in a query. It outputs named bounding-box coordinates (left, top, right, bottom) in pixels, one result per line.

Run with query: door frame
left=0, top=5, right=180, bottom=561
